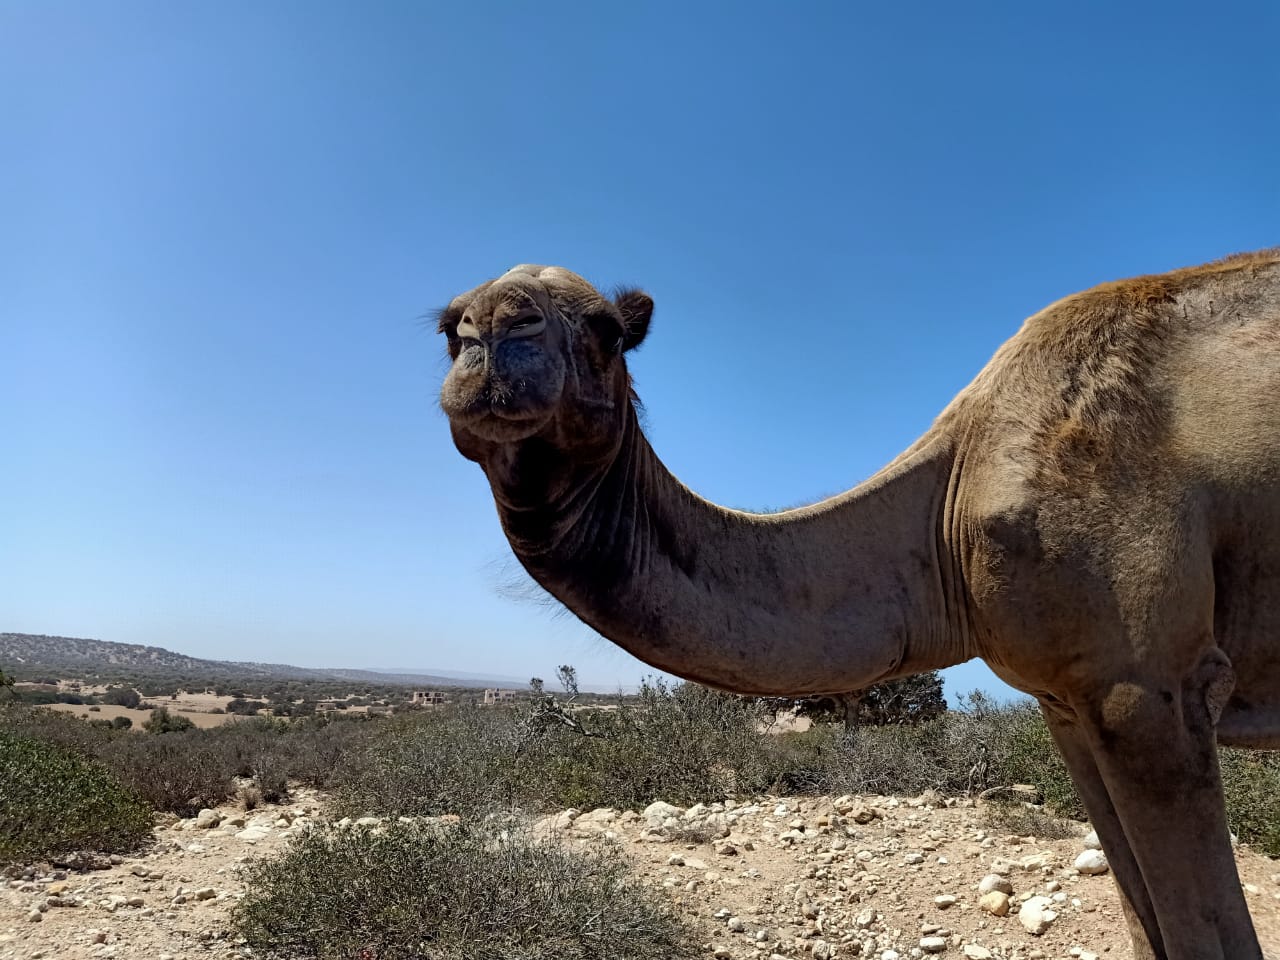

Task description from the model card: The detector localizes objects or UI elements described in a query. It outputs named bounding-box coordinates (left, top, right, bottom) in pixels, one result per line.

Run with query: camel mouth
left=441, top=353, right=565, bottom=441
left=442, top=391, right=555, bottom=442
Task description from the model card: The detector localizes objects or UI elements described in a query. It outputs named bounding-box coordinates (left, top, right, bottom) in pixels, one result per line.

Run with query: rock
left=26, top=910, right=41, bottom=923
left=1018, top=895, right=1057, bottom=935
left=978, top=873, right=1013, bottom=895
left=934, top=894, right=957, bottom=909
left=920, top=936, right=948, bottom=953
left=963, top=946, right=993, bottom=959
left=979, top=891, right=1011, bottom=917
left=1074, top=849, right=1109, bottom=875
left=235, top=826, right=272, bottom=844
left=194, top=887, right=217, bottom=901
left=728, top=916, right=746, bottom=932
left=1082, top=829, right=1101, bottom=849
left=195, top=808, right=222, bottom=829
left=643, top=801, right=683, bottom=824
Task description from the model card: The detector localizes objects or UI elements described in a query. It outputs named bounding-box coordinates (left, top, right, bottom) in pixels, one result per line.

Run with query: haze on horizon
left=3, top=2, right=1277, bottom=699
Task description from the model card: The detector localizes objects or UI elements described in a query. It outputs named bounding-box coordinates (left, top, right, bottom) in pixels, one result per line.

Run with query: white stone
left=963, top=946, right=993, bottom=959
left=1073, top=849, right=1109, bottom=875
left=1082, top=829, right=1101, bottom=849
left=920, top=936, right=947, bottom=953
left=978, top=873, right=1013, bottom=895
left=235, top=826, right=272, bottom=844
left=1018, top=895, right=1057, bottom=935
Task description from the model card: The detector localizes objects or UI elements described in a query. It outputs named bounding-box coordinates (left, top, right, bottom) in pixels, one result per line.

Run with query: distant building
left=483, top=688, right=517, bottom=705
left=410, top=690, right=447, bottom=707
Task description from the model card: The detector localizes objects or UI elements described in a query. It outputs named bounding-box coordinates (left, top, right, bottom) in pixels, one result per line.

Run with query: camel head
left=437, top=265, right=653, bottom=461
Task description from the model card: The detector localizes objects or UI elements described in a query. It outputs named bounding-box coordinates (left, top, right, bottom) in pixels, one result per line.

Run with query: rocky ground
left=5, top=790, right=1280, bottom=960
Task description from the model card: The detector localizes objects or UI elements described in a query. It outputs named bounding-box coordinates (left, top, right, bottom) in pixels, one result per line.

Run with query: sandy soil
left=5, top=790, right=1280, bottom=960
left=42, top=704, right=235, bottom=731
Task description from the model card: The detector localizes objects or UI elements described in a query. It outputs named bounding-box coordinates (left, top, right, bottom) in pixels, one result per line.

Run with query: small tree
left=103, top=686, right=142, bottom=709
left=143, top=707, right=195, bottom=734
left=777, top=671, right=947, bottom=731
left=0, top=667, right=14, bottom=701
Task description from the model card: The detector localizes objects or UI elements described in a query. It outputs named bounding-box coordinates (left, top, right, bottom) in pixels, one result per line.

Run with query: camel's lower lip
left=444, top=397, right=551, bottom=440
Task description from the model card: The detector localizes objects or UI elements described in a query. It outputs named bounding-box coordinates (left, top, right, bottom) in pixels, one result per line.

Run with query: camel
left=436, top=249, right=1280, bottom=959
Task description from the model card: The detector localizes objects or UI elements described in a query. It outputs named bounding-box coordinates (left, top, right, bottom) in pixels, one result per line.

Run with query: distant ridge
left=0, top=633, right=523, bottom=689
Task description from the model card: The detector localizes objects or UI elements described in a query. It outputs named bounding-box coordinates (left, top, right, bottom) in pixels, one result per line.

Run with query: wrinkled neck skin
left=477, top=407, right=969, bottom=697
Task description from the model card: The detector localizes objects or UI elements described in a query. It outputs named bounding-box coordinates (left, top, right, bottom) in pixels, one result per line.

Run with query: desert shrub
left=0, top=731, right=152, bottom=863
left=231, top=822, right=697, bottom=960
left=336, top=707, right=518, bottom=819
left=0, top=703, right=117, bottom=758
left=102, top=731, right=238, bottom=816
left=111, top=715, right=133, bottom=730
left=283, top=714, right=376, bottom=789
left=981, top=698, right=1083, bottom=819
left=1219, top=749, right=1280, bottom=856
left=983, top=800, right=1078, bottom=840
left=336, top=680, right=780, bottom=819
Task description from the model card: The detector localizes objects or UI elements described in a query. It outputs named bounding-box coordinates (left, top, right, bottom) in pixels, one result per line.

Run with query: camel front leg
left=1063, top=665, right=1260, bottom=959
left=1040, top=705, right=1162, bottom=959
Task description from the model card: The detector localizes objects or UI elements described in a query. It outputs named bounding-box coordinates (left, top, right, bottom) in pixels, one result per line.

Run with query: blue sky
left=2, top=2, right=1277, bottom=699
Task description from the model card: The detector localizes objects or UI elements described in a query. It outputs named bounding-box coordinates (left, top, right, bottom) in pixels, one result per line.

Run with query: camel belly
left=1213, top=514, right=1280, bottom=748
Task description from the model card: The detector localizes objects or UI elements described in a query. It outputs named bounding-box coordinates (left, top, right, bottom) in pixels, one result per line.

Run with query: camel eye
left=507, top=314, right=547, bottom=338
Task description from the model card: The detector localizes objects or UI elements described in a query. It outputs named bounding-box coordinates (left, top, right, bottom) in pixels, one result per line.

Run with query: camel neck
left=485, top=407, right=968, bottom=696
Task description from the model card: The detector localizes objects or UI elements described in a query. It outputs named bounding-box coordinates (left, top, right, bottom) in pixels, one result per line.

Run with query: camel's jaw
left=440, top=341, right=565, bottom=444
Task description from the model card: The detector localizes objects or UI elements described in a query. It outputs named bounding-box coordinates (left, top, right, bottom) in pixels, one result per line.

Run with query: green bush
left=103, top=686, right=142, bottom=709
left=143, top=707, right=195, bottom=734
left=232, top=822, right=697, bottom=960
left=0, top=730, right=152, bottom=863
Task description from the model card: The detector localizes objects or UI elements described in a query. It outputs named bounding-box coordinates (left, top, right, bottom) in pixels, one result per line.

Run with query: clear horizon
left=3, top=2, right=1277, bottom=702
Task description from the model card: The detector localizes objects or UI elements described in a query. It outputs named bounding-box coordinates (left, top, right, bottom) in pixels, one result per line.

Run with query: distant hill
left=0, top=633, right=521, bottom=689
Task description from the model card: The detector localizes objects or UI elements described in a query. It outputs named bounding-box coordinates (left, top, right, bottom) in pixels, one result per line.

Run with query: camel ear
left=614, top=289, right=653, bottom=352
